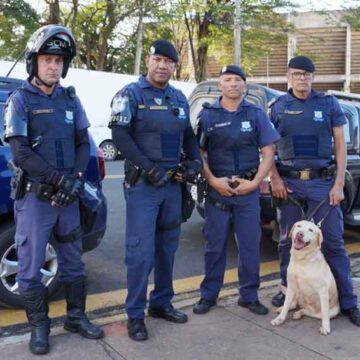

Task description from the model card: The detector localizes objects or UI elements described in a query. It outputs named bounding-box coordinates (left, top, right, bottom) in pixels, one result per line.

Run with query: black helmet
left=25, top=25, right=76, bottom=79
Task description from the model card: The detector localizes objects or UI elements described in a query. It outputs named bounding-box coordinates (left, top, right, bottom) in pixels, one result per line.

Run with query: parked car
left=188, top=80, right=360, bottom=239
left=0, top=76, right=108, bottom=308
left=89, top=126, right=122, bottom=161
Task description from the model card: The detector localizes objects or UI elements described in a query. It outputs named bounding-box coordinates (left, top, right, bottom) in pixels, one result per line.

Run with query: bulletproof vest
left=24, top=88, right=76, bottom=171
left=131, top=84, right=188, bottom=168
left=274, top=95, right=333, bottom=161
left=204, top=106, right=260, bottom=177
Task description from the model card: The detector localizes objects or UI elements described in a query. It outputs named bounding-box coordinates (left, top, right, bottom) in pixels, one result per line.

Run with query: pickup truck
left=188, top=80, right=360, bottom=239
left=0, top=76, right=108, bottom=307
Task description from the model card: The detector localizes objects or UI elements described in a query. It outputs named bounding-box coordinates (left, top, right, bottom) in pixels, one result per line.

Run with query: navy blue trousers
left=124, top=180, right=182, bottom=319
left=200, top=188, right=261, bottom=303
left=14, top=192, right=84, bottom=291
left=277, top=178, right=357, bottom=310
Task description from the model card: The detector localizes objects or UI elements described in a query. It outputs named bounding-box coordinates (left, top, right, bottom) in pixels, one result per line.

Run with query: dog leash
left=287, top=195, right=333, bottom=228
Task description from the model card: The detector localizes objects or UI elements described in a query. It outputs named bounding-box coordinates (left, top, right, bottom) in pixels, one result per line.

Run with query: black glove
left=177, top=159, right=202, bottom=182
left=52, top=174, right=85, bottom=207
left=146, top=165, right=171, bottom=187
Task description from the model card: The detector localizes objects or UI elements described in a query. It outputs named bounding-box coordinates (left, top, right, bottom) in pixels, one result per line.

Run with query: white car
left=89, top=126, right=121, bottom=161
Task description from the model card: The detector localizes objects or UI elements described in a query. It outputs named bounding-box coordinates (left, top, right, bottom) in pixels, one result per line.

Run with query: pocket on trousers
left=126, top=236, right=140, bottom=248
left=15, top=233, right=27, bottom=247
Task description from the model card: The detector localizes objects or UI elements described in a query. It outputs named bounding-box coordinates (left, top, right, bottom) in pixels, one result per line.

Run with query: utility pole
left=234, top=0, right=241, bottom=65
left=134, top=0, right=144, bottom=75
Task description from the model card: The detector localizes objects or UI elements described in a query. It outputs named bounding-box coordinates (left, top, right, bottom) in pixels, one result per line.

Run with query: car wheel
left=100, top=140, right=118, bottom=161
left=0, top=221, right=60, bottom=308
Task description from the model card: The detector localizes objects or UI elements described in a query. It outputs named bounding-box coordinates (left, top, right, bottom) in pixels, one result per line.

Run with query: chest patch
left=65, top=111, right=74, bottom=124
left=241, top=121, right=253, bottom=132
left=313, top=111, right=324, bottom=122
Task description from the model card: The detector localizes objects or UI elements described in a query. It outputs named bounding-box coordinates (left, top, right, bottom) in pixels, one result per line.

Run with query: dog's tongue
left=294, top=233, right=305, bottom=250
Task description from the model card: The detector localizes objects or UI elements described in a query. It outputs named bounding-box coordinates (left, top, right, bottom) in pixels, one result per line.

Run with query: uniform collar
left=286, top=88, right=322, bottom=102
left=138, top=75, right=173, bottom=96
left=24, top=80, right=63, bottom=97
left=212, top=97, right=251, bottom=112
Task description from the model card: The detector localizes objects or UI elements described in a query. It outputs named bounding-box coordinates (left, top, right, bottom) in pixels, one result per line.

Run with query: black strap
left=55, top=226, right=82, bottom=243
left=24, top=181, right=56, bottom=200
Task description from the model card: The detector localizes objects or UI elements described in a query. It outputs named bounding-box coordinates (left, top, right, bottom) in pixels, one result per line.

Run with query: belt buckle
left=299, top=169, right=310, bottom=181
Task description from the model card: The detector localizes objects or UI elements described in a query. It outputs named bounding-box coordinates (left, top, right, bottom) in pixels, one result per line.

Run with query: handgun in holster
left=8, top=160, right=25, bottom=200
left=124, top=161, right=142, bottom=188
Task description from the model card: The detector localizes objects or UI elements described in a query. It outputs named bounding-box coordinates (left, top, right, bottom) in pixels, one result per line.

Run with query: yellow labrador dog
left=271, top=220, right=340, bottom=335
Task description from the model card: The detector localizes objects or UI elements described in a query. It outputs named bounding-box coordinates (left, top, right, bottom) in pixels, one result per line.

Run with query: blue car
left=0, top=76, right=107, bottom=308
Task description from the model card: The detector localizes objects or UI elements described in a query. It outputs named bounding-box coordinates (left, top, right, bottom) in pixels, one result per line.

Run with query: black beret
left=219, top=65, right=246, bottom=81
left=149, top=39, right=178, bottom=63
left=288, top=56, right=315, bottom=72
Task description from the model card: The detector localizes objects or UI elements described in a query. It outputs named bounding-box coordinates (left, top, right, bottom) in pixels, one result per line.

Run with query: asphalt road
left=82, top=160, right=360, bottom=296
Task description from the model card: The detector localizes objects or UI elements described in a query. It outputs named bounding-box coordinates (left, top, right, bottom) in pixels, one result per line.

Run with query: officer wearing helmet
left=270, top=55, right=360, bottom=327
left=109, top=39, right=202, bottom=341
left=192, top=65, right=279, bottom=316
left=3, top=25, right=104, bottom=355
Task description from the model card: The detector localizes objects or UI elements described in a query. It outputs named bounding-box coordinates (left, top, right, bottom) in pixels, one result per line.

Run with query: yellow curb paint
left=1, top=242, right=359, bottom=328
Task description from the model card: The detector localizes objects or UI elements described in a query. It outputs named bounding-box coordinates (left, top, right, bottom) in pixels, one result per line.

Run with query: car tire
left=100, top=140, right=119, bottom=161
left=0, top=221, right=60, bottom=308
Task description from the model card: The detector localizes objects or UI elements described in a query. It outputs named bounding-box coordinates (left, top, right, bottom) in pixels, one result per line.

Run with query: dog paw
left=271, top=316, right=285, bottom=326
left=292, top=310, right=304, bottom=320
left=319, top=325, right=331, bottom=335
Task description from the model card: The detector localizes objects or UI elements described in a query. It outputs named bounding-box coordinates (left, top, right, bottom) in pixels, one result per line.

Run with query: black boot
left=22, top=287, right=50, bottom=355
left=63, top=276, right=104, bottom=339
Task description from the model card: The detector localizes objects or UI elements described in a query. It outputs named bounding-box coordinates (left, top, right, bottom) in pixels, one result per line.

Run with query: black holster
left=124, top=161, right=142, bottom=188
left=181, top=182, right=195, bottom=222
left=8, top=160, right=25, bottom=200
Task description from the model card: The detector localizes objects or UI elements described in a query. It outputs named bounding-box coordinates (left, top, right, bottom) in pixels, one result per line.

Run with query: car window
left=340, top=104, right=356, bottom=147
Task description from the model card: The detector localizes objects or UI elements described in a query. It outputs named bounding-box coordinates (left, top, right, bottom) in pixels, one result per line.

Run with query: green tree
left=0, top=0, right=40, bottom=61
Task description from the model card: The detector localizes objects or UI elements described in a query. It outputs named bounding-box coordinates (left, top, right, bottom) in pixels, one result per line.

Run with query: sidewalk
left=1, top=276, right=360, bottom=360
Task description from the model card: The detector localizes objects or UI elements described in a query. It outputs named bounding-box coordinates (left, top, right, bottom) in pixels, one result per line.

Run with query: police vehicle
left=0, top=76, right=108, bottom=307
left=188, top=80, right=360, bottom=239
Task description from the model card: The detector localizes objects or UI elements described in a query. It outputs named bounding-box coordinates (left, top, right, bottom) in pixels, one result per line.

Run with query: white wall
left=0, top=60, right=196, bottom=127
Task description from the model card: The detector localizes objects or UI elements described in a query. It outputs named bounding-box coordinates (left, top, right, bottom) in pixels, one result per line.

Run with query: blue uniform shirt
left=270, top=89, right=346, bottom=170
left=109, top=75, right=195, bottom=169
left=199, top=98, right=280, bottom=176
left=8, top=80, right=90, bottom=134
left=109, top=75, right=190, bottom=129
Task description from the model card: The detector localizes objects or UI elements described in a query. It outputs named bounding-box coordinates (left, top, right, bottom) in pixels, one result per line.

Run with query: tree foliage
left=1, top=0, right=295, bottom=81
left=0, top=0, right=40, bottom=61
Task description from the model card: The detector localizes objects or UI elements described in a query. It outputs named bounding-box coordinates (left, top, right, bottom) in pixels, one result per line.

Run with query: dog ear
left=289, top=223, right=296, bottom=241
left=316, top=227, right=323, bottom=247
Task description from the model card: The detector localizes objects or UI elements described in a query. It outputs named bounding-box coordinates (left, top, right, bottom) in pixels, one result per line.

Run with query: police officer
left=270, top=55, right=360, bottom=326
left=109, top=40, right=202, bottom=341
left=192, top=65, right=280, bottom=316
left=4, top=25, right=104, bottom=355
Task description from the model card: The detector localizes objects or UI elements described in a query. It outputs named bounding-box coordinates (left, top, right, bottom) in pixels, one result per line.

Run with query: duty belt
left=278, top=168, right=333, bottom=181
left=24, top=181, right=56, bottom=201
